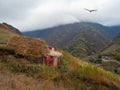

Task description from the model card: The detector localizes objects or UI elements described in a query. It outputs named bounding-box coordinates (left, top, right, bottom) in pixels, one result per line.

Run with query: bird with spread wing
left=84, top=8, right=97, bottom=12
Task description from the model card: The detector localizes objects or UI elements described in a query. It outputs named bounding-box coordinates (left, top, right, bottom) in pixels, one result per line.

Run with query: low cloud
left=0, top=0, right=120, bottom=31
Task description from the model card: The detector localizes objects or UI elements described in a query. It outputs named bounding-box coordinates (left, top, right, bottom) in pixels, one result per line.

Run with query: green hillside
left=87, top=34, right=120, bottom=75
left=23, top=22, right=112, bottom=58
left=101, top=35, right=120, bottom=74
left=65, top=23, right=107, bottom=57
left=102, top=34, right=120, bottom=60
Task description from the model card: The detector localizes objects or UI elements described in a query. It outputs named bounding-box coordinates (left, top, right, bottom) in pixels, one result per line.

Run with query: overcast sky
left=0, top=0, right=120, bottom=31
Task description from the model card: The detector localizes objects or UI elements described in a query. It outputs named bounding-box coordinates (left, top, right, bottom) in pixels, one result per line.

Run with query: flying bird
left=84, top=8, right=97, bottom=12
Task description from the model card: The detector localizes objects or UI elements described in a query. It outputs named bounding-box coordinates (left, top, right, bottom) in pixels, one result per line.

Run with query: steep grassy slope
left=0, top=23, right=21, bottom=47
left=2, top=23, right=22, bottom=35
left=0, top=48, right=120, bottom=90
left=23, top=22, right=113, bottom=57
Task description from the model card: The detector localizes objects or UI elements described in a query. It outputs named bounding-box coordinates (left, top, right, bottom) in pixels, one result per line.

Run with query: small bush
left=8, top=49, right=15, bottom=55
left=60, top=58, right=67, bottom=67
left=114, top=53, right=120, bottom=61
left=89, top=57, right=102, bottom=64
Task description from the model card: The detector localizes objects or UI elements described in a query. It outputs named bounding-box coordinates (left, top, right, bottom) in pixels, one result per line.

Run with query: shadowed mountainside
left=87, top=34, right=120, bottom=75
left=23, top=22, right=120, bottom=57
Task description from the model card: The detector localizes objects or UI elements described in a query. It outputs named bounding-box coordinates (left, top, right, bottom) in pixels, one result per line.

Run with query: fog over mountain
left=0, top=0, right=120, bottom=31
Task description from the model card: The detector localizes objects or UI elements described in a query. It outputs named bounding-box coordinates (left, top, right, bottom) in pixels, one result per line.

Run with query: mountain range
left=23, top=22, right=120, bottom=57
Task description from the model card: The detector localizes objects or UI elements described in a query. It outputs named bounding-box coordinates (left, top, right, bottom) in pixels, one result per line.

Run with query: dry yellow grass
left=0, top=71, right=66, bottom=90
left=61, top=50, right=120, bottom=89
left=7, top=35, right=49, bottom=57
left=0, top=48, right=120, bottom=90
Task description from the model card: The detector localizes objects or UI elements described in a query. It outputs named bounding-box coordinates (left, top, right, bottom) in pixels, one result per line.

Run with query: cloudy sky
left=0, top=0, right=120, bottom=31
